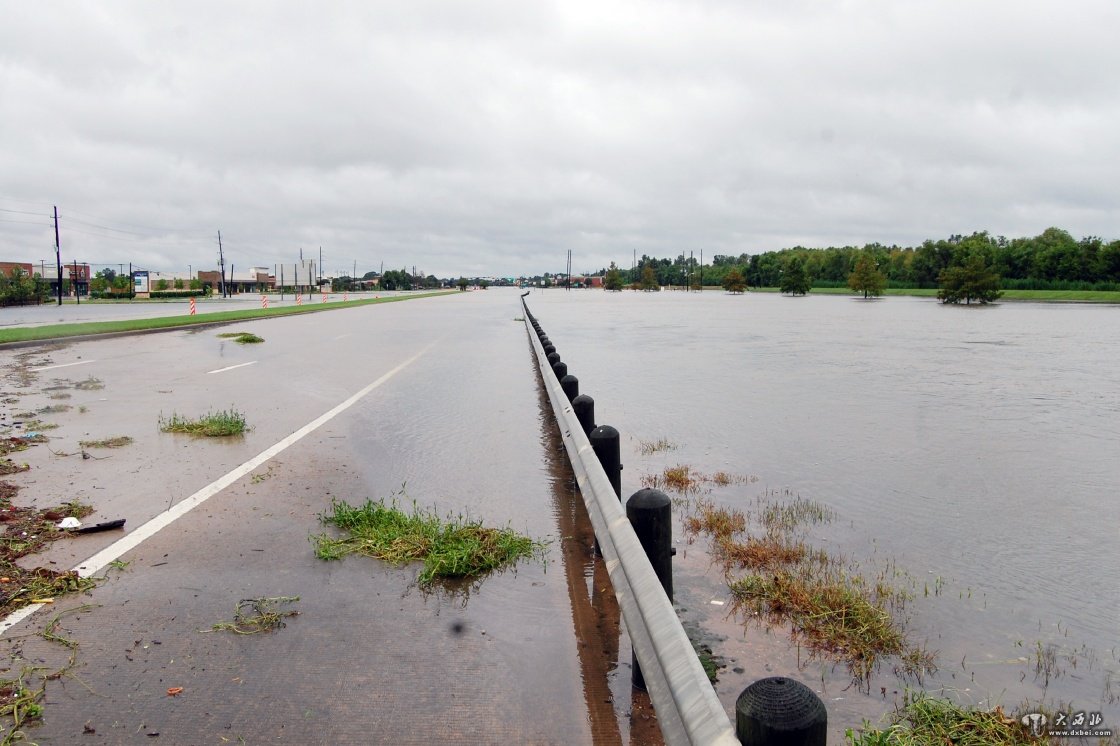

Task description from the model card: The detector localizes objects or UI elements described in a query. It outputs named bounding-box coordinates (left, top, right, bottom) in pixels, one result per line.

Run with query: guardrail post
left=572, top=394, right=595, bottom=435
left=552, top=361, right=567, bottom=379
left=735, top=677, right=827, bottom=746
left=589, top=425, right=621, bottom=499
left=560, top=374, right=579, bottom=402
left=546, top=352, right=561, bottom=368
left=543, top=343, right=556, bottom=357
left=626, top=488, right=673, bottom=691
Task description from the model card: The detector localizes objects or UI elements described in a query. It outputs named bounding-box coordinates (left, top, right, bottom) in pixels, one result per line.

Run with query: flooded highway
left=0, top=290, right=647, bottom=744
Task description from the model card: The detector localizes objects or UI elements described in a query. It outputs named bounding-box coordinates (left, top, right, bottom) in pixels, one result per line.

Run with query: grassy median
left=0, top=291, right=456, bottom=345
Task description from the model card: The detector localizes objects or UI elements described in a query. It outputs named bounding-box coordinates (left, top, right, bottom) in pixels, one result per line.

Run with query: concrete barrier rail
left=523, top=302, right=739, bottom=746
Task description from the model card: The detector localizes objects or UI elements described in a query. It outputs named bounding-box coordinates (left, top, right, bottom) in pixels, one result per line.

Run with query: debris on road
left=205, top=596, right=300, bottom=635
left=72, top=519, right=125, bottom=535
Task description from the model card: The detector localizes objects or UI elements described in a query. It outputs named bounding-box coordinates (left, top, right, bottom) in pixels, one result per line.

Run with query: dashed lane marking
left=29, top=359, right=96, bottom=372
left=0, top=344, right=433, bottom=636
left=206, top=361, right=258, bottom=375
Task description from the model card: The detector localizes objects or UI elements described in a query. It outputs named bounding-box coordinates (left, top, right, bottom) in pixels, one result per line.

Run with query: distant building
left=0, top=262, right=33, bottom=278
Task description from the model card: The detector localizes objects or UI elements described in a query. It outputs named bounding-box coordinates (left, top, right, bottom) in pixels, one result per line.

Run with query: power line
left=0, top=196, right=52, bottom=209
left=0, top=207, right=48, bottom=217
left=61, top=215, right=148, bottom=236
left=59, top=225, right=147, bottom=242
left=0, top=218, right=51, bottom=226
left=57, top=206, right=202, bottom=235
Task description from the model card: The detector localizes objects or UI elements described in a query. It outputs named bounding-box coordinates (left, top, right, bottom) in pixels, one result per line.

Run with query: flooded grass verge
left=845, top=692, right=1068, bottom=745
left=679, top=485, right=933, bottom=690
left=312, top=496, right=543, bottom=586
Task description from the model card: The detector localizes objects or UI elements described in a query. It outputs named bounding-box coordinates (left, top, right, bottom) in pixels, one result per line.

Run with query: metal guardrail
left=522, top=301, right=739, bottom=746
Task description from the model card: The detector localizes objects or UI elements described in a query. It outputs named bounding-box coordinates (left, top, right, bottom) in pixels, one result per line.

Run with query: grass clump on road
left=313, top=497, right=542, bottom=586
left=78, top=436, right=133, bottom=449
left=205, top=597, right=300, bottom=635
left=217, top=331, right=264, bottom=344
left=159, top=409, right=248, bottom=437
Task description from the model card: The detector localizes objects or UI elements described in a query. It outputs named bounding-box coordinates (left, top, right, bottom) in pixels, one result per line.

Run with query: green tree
left=722, top=268, right=747, bottom=293
left=848, top=253, right=886, bottom=298
left=0, top=268, right=49, bottom=306
left=779, top=257, right=812, bottom=295
left=639, top=264, right=659, bottom=291
left=604, top=262, right=623, bottom=291
left=937, top=256, right=1002, bottom=304
left=479, top=279, right=489, bottom=289
left=155, top=279, right=169, bottom=291
left=457, top=277, right=469, bottom=291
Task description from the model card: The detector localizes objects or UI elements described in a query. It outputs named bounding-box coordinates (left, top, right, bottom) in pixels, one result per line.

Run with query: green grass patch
left=0, top=291, right=456, bottom=345
left=159, top=409, right=249, bottom=437
left=217, top=331, right=264, bottom=344
left=846, top=692, right=1052, bottom=745
left=312, top=497, right=543, bottom=586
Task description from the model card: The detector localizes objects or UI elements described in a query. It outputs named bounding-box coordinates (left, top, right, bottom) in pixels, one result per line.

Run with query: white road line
left=0, top=344, right=432, bottom=636
left=29, top=359, right=96, bottom=372
left=206, top=361, right=258, bottom=375
left=333, top=333, right=352, bottom=340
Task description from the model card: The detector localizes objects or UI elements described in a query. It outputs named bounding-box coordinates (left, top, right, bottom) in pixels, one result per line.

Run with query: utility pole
left=319, top=246, right=323, bottom=288
left=217, top=230, right=226, bottom=298
left=53, top=206, right=62, bottom=305
left=73, top=259, right=79, bottom=305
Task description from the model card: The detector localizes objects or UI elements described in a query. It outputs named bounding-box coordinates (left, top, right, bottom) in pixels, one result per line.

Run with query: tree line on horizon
left=595, top=228, right=1120, bottom=293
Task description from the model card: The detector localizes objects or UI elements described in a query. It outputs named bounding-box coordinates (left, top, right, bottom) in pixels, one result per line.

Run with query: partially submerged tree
left=779, top=257, right=812, bottom=295
left=848, top=253, right=886, bottom=298
left=938, top=256, right=1003, bottom=304
left=722, top=268, right=747, bottom=293
left=604, top=262, right=624, bottom=291
left=639, top=265, right=659, bottom=291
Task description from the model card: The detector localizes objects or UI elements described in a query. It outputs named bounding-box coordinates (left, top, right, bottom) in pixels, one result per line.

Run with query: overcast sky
left=2, top=2, right=1118, bottom=279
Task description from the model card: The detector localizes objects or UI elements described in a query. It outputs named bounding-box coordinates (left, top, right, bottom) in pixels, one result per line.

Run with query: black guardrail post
left=736, top=677, right=827, bottom=745
left=572, top=394, right=595, bottom=435
left=552, top=361, right=567, bottom=379
left=626, top=488, right=674, bottom=690
left=543, top=342, right=556, bottom=355
left=546, top=352, right=560, bottom=368
left=589, top=425, right=621, bottom=499
left=560, top=374, right=579, bottom=402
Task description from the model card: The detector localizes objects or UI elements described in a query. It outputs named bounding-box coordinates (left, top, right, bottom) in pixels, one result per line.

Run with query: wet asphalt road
left=0, top=289, right=639, bottom=745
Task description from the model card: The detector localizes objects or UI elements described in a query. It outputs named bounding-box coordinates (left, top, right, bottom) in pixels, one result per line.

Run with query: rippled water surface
left=525, top=289, right=1120, bottom=736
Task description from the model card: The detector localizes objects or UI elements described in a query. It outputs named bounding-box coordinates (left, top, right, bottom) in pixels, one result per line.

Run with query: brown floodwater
left=523, top=288, right=1120, bottom=742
